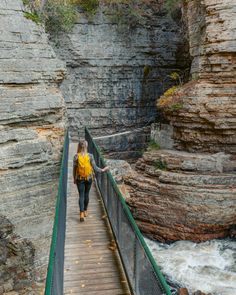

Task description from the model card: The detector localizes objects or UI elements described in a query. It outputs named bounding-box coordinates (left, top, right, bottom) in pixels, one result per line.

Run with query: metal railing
left=44, top=131, right=69, bottom=295
left=85, top=127, right=172, bottom=295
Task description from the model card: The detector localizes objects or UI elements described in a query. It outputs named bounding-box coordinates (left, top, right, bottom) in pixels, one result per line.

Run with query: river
left=145, top=238, right=236, bottom=295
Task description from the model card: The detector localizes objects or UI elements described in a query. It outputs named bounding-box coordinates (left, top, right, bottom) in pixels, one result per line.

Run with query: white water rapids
left=145, top=238, right=236, bottom=295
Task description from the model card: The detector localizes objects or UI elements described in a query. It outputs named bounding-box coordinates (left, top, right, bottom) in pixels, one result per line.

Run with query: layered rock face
left=125, top=148, right=236, bottom=242
left=54, top=5, right=189, bottom=158
left=125, top=0, right=236, bottom=242
left=0, top=0, right=66, bottom=292
left=168, top=0, right=236, bottom=154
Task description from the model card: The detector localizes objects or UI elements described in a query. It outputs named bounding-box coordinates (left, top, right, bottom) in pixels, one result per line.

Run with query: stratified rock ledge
left=125, top=149, right=236, bottom=242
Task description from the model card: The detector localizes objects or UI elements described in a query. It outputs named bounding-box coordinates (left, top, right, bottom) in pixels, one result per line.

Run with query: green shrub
left=23, top=0, right=183, bottom=35
left=170, top=103, right=183, bottom=111
left=148, top=140, right=160, bottom=150
left=154, top=159, right=167, bottom=171
left=24, top=11, right=41, bottom=24
left=23, top=0, right=78, bottom=34
left=157, top=68, right=190, bottom=113
left=143, top=65, right=151, bottom=79
left=43, top=1, right=78, bottom=34
left=22, top=0, right=30, bottom=5
left=102, top=0, right=145, bottom=28
left=101, top=0, right=183, bottom=29
left=76, top=0, right=99, bottom=14
left=138, top=148, right=145, bottom=157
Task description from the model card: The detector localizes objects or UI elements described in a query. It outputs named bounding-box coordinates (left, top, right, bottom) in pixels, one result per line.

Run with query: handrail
left=44, top=130, right=69, bottom=295
left=85, top=127, right=172, bottom=295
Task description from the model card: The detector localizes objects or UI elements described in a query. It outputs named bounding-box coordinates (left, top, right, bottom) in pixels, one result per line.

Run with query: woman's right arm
left=73, top=155, right=77, bottom=184
left=89, top=154, right=109, bottom=173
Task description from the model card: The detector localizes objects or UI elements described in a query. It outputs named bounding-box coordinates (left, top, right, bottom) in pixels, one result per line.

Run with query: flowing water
left=145, top=238, right=236, bottom=295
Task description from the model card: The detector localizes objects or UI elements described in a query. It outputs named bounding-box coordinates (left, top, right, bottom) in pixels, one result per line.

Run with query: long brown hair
left=77, top=139, right=88, bottom=153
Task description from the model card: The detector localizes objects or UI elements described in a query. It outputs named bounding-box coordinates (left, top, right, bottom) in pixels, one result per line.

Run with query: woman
left=73, top=139, right=109, bottom=222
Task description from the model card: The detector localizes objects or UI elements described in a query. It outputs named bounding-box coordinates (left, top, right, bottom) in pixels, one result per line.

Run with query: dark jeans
left=76, top=178, right=92, bottom=212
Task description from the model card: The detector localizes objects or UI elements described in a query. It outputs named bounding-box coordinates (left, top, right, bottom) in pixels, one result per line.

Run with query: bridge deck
left=64, top=143, right=131, bottom=295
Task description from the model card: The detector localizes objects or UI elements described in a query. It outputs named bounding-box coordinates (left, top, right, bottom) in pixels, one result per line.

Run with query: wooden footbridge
left=44, top=128, right=172, bottom=295
left=64, top=143, right=130, bottom=295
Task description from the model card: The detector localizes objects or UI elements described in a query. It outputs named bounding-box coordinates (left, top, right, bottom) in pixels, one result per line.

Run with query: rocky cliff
left=0, top=0, right=66, bottom=293
left=54, top=4, right=189, bottom=158
left=125, top=0, right=236, bottom=242
left=168, top=0, right=236, bottom=154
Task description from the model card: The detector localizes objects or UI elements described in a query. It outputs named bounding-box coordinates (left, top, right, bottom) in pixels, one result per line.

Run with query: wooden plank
left=64, top=251, right=114, bottom=258
left=64, top=143, right=131, bottom=294
left=65, top=256, right=115, bottom=264
left=64, top=282, right=129, bottom=292
left=64, top=271, right=124, bottom=281
left=65, top=268, right=121, bottom=276
left=65, top=249, right=117, bottom=257
left=64, top=254, right=115, bottom=263
left=65, top=262, right=122, bottom=272
left=65, top=288, right=130, bottom=295
left=65, top=244, right=112, bottom=250
left=64, top=277, right=127, bottom=287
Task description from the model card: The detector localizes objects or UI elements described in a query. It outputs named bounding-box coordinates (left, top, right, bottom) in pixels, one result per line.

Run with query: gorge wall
left=169, top=0, right=236, bottom=154
left=0, top=1, right=190, bottom=292
left=125, top=0, right=236, bottom=242
left=0, top=0, right=66, bottom=293
left=54, top=4, right=189, bottom=158
left=1, top=0, right=235, bottom=292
